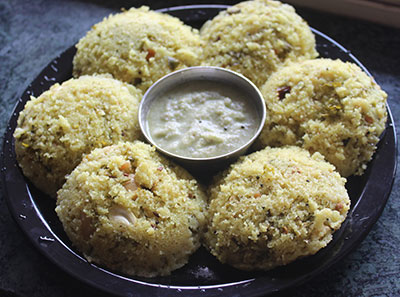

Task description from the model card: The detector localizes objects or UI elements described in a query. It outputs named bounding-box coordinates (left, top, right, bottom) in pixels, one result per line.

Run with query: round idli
left=256, top=58, right=387, bottom=177
left=14, top=75, right=142, bottom=197
left=73, top=6, right=202, bottom=92
left=205, top=146, right=350, bottom=271
left=200, top=0, right=318, bottom=87
left=56, top=141, right=207, bottom=277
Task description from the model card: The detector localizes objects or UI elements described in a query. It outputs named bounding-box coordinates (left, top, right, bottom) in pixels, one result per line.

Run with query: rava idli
left=14, top=75, right=142, bottom=197
left=200, top=0, right=318, bottom=87
left=56, top=141, right=207, bottom=277
left=73, top=6, right=202, bottom=92
left=256, top=58, right=387, bottom=177
left=205, top=146, right=350, bottom=271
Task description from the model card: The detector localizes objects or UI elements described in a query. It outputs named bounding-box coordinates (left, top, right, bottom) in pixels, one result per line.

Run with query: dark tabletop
left=1, top=0, right=399, bottom=296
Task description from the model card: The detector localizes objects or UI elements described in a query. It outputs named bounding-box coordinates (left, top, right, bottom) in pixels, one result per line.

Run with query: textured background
left=0, top=0, right=399, bottom=296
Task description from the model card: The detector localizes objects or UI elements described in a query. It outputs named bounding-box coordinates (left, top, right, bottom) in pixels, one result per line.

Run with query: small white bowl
left=138, top=66, right=266, bottom=173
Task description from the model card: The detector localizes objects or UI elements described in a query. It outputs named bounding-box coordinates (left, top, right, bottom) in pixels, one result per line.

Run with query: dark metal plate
left=1, top=5, right=397, bottom=297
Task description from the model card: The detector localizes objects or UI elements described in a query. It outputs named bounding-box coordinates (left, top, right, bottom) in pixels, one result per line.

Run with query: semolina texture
left=14, top=75, right=142, bottom=197
left=205, top=146, right=350, bottom=271
left=73, top=6, right=202, bottom=92
left=200, top=0, right=318, bottom=88
left=56, top=141, right=207, bottom=277
left=256, top=58, right=387, bottom=177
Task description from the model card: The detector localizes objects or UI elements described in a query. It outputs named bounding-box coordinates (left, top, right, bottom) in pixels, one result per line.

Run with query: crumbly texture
left=14, top=75, right=142, bottom=197
left=200, top=0, right=318, bottom=88
left=73, top=6, right=202, bottom=92
left=205, top=146, right=350, bottom=271
left=256, top=58, right=387, bottom=177
left=56, top=141, right=207, bottom=277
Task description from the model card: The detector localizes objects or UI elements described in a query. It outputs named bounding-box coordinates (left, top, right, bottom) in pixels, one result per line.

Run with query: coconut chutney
left=146, top=81, right=258, bottom=158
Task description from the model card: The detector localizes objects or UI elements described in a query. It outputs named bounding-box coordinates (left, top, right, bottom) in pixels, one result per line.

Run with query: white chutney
left=146, top=81, right=259, bottom=158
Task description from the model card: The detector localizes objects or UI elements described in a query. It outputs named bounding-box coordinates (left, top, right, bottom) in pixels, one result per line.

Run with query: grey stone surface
left=0, top=0, right=399, bottom=296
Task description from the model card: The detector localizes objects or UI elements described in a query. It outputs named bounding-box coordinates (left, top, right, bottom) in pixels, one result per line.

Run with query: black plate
left=1, top=5, right=397, bottom=297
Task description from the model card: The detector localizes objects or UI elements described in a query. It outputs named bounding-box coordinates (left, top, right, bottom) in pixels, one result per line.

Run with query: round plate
left=1, top=5, right=397, bottom=297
